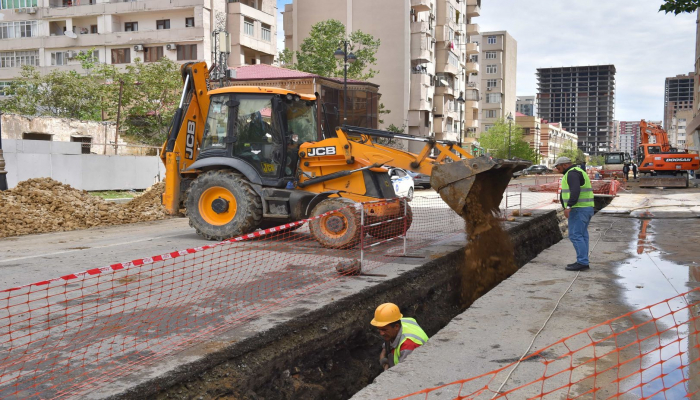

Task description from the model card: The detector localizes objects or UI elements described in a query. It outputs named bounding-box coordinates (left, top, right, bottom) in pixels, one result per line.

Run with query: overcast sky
left=276, top=0, right=696, bottom=122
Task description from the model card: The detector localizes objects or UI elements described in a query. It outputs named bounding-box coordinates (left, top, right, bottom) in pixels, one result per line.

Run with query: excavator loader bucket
left=431, top=156, right=531, bottom=221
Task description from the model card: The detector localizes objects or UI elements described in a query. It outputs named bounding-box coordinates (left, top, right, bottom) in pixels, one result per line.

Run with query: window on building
left=124, top=22, right=138, bottom=32
left=244, top=17, right=254, bottom=36
left=487, top=36, right=496, bottom=44
left=447, top=27, right=454, bottom=42
left=156, top=19, right=170, bottom=30
left=0, top=81, right=12, bottom=96
left=0, top=0, right=37, bottom=9
left=261, top=23, right=271, bottom=41
left=2, top=50, right=39, bottom=68
left=185, top=17, right=195, bottom=27
left=51, top=51, right=67, bottom=66
left=71, top=136, right=92, bottom=154
left=448, top=52, right=459, bottom=68
left=485, top=51, right=496, bottom=59
left=484, top=125, right=493, bottom=132
left=111, top=48, right=131, bottom=64
left=143, top=46, right=163, bottom=62
left=486, top=79, right=497, bottom=88
left=0, top=21, right=38, bottom=39
left=90, top=25, right=98, bottom=33
left=486, top=64, right=497, bottom=74
left=486, top=93, right=501, bottom=103
left=470, top=55, right=478, bottom=63
left=177, top=44, right=197, bottom=61
left=485, top=110, right=497, bottom=118
left=424, top=111, right=430, bottom=127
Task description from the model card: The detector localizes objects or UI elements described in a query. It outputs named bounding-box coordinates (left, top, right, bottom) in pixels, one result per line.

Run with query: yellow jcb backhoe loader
left=161, top=62, right=530, bottom=248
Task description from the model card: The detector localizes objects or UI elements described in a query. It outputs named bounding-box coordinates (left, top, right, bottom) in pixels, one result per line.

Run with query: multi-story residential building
left=0, top=0, right=277, bottom=88
left=283, top=0, right=481, bottom=153
left=670, top=109, right=693, bottom=149
left=537, top=65, right=616, bottom=155
left=618, top=120, right=640, bottom=155
left=475, top=31, right=516, bottom=133
left=539, top=121, right=577, bottom=168
left=663, top=73, right=694, bottom=131
left=516, top=96, right=536, bottom=117
left=611, top=120, right=620, bottom=151
left=686, top=12, right=700, bottom=157
left=515, top=112, right=540, bottom=153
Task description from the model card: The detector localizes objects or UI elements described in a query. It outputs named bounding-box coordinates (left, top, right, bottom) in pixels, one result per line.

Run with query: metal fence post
left=360, top=203, right=365, bottom=268
left=402, top=198, right=408, bottom=256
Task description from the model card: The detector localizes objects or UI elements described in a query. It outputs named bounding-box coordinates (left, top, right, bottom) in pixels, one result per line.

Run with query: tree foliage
left=589, top=155, right=605, bottom=166
left=279, top=19, right=380, bottom=81
left=478, top=118, right=539, bottom=163
left=0, top=49, right=181, bottom=145
left=659, top=0, right=699, bottom=14
left=557, top=142, right=586, bottom=165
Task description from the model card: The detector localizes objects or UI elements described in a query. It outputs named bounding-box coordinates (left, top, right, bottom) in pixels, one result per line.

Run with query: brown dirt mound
left=461, top=179, right=518, bottom=306
left=0, top=178, right=168, bottom=238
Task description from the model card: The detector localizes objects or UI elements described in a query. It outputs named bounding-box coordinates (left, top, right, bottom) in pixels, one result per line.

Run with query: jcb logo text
left=307, top=146, right=336, bottom=157
left=185, top=120, right=196, bottom=159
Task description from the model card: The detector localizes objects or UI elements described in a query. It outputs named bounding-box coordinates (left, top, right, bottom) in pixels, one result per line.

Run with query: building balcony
left=465, top=42, right=479, bottom=55
left=465, top=100, right=478, bottom=110
left=103, top=26, right=204, bottom=46
left=409, top=73, right=432, bottom=111
left=466, top=4, right=481, bottom=17
left=465, top=61, right=479, bottom=74
left=410, top=0, right=431, bottom=12
left=435, top=49, right=459, bottom=76
left=464, top=119, right=479, bottom=129
left=410, top=21, right=431, bottom=35
left=435, top=85, right=454, bottom=97
left=44, top=0, right=201, bottom=18
left=410, top=35, right=432, bottom=63
left=466, top=23, right=480, bottom=36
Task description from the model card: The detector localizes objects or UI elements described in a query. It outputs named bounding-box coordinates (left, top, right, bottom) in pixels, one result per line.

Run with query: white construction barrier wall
left=2, top=139, right=165, bottom=191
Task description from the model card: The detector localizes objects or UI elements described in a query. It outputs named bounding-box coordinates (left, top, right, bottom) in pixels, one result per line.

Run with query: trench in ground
left=117, top=210, right=567, bottom=400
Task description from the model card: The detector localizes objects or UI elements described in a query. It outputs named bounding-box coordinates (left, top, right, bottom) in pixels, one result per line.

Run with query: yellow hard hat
left=370, top=303, right=403, bottom=327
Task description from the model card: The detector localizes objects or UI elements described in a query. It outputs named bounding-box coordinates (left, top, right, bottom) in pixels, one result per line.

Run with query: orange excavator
left=160, top=62, right=530, bottom=247
left=637, top=120, right=699, bottom=188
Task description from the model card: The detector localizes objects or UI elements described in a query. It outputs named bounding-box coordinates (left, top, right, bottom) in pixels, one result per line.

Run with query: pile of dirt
left=0, top=178, right=168, bottom=238
left=460, top=179, right=518, bottom=306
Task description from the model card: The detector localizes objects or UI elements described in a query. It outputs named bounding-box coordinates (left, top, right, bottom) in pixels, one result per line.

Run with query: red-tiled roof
left=515, top=112, right=527, bottom=117
left=228, top=64, right=375, bottom=86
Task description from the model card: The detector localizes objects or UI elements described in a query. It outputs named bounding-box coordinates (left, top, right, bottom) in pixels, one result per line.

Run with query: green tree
left=659, top=0, right=699, bottom=14
left=478, top=118, right=539, bottom=162
left=589, top=155, right=605, bottom=166
left=282, top=19, right=380, bottom=80
left=558, top=142, right=586, bottom=165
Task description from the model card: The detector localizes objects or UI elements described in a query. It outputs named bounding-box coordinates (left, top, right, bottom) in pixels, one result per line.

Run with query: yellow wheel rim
left=198, top=186, right=237, bottom=226
left=319, top=213, right=349, bottom=239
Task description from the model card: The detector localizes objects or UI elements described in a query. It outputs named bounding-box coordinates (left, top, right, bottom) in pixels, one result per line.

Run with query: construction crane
left=160, top=62, right=530, bottom=248
left=637, top=120, right=699, bottom=188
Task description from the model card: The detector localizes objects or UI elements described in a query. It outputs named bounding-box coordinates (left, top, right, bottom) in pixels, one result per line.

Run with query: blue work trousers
left=568, top=207, right=594, bottom=265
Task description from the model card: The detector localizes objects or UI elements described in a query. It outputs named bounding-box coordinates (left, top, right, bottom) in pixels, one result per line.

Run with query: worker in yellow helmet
left=370, top=303, right=429, bottom=370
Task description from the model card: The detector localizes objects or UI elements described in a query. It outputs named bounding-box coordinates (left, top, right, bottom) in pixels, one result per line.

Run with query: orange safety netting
left=393, top=289, right=700, bottom=399
left=0, top=195, right=475, bottom=398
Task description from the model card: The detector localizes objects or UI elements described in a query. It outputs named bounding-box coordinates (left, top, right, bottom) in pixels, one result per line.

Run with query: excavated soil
left=0, top=178, right=168, bottom=238
left=461, top=180, right=518, bottom=306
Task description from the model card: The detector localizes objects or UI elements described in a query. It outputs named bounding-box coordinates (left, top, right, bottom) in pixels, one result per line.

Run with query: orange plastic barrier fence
left=393, top=289, right=700, bottom=399
left=0, top=195, right=473, bottom=398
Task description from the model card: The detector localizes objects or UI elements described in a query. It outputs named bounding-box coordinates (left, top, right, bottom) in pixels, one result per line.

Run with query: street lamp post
left=456, top=91, right=465, bottom=152
left=0, top=110, right=7, bottom=190
left=506, top=112, right=514, bottom=159
left=334, top=42, right=357, bottom=125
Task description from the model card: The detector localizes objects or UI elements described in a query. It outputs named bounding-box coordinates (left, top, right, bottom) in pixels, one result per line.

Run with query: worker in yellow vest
left=555, top=156, right=595, bottom=271
left=370, top=303, right=429, bottom=370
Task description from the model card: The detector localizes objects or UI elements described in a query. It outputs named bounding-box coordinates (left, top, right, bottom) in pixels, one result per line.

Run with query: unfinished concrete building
left=537, top=65, right=616, bottom=156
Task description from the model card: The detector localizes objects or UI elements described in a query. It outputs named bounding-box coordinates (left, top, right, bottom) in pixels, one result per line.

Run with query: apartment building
left=687, top=12, right=700, bottom=156
left=515, top=112, right=540, bottom=153
left=618, top=120, right=639, bottom=155
left=611, top=120, right=620, bottom=151
left=663, top=73, right=693, bottom=131
left=669, top=109, right=693, bottom=149
left=475, top=30, right=516, bottom=134
left=283, top=0, right=481, bottom=153
left=537, top=65, right=616, bottom=156
left=0, top=0, right=276, bottom=89
left=516, top=95, right=536, bottom=117
left=539, top=121, right=577, bottom=168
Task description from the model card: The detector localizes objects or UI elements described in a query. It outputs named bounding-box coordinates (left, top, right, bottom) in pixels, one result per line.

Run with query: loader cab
left=199, top=89, right=317, bottom=187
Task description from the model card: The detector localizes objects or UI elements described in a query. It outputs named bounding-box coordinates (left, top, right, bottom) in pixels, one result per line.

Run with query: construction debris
left=0, top=178, right=168, bottom=238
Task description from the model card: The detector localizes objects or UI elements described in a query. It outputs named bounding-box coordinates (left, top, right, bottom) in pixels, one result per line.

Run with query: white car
left=388, top=167, right=415, bottom=200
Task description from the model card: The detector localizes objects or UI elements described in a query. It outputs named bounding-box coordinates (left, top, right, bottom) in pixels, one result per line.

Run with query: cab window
left=648, top=146, right=661, bottom=154
left=202, top=95, right=230, bottom=151
left=233, top=94, right=282, bottom=177
left=286, top=98, right=318, bottom=144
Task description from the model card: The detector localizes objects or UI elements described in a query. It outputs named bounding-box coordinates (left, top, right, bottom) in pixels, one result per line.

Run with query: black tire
left=309, top=198, right=362, bottom=249
left=369, top=202, right=413, bottom=240
left=186, top=170, right=262, bottom=241
left=407, top=187, right=414, bottom=201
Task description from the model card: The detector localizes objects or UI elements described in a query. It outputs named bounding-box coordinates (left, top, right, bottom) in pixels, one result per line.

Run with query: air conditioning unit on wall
left=133, top=44, right=144, bottom=52
left=166, top=43, right=177, bottom=50
left=27, top=7, right=36, bottom=14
